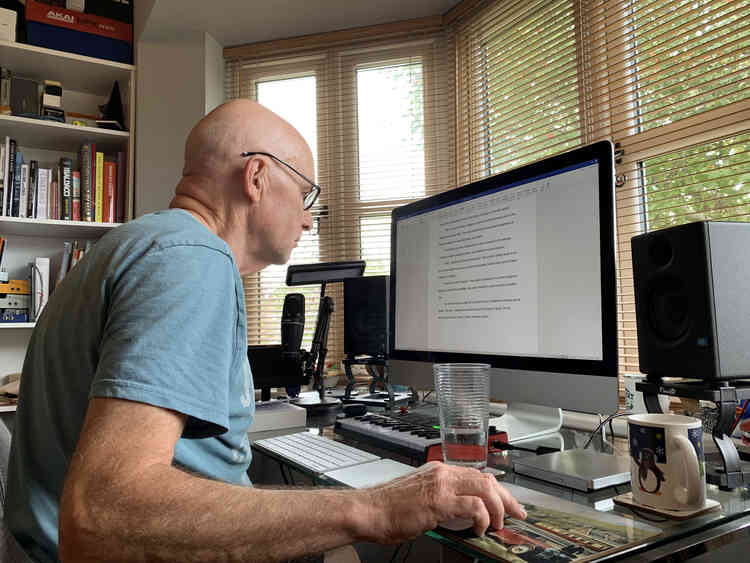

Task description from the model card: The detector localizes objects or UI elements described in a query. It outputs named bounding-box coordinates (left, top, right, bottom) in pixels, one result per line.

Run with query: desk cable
left=582, top=412, right=632, bottom=450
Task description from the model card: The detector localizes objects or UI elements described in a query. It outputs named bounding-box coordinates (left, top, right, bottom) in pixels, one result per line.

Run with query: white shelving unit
left=0, top=40, right=135, bottom=376
left=0, top=216, right=122, bottom=237
left=0, top=114, right=129, bottom=152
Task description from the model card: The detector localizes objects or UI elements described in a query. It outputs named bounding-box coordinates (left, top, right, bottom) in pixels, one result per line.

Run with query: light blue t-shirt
left=5, top=209, right=254, bottom=563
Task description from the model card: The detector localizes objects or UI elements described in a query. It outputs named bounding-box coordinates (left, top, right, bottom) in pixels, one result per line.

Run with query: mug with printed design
left=628, top=413, right=706, bottom=512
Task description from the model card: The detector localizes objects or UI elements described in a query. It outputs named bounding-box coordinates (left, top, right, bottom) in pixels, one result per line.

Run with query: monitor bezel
left=388, top=140, right=617, bottom=379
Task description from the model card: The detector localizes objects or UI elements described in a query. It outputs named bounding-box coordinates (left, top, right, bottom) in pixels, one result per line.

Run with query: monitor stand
left=491, top=402, right=563, bottom=443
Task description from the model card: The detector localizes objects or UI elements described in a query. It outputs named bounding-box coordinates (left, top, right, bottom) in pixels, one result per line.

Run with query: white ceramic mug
left=628, top=413, right=706, bottom=512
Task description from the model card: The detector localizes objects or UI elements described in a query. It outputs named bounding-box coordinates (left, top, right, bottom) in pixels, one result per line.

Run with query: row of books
left=57, top=239, right=93, bottom=288
left=0, top=140, right=126, bottom=223
left=0, top=237, right=90, bottom=324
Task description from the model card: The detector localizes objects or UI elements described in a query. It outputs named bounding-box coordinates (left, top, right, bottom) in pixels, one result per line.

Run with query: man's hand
left=362, top=461, right=527, bottom=543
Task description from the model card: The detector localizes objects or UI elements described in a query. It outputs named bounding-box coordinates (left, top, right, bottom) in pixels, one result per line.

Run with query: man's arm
left=59, top=397, right=525, bottom=563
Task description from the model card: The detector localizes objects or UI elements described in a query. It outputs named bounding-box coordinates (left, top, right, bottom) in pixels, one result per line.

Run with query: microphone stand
left=296, top=282, right=340, bottom=409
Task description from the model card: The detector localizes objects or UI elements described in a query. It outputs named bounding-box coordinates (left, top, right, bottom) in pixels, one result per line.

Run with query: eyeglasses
left=241, top=151, right=321, bottom=210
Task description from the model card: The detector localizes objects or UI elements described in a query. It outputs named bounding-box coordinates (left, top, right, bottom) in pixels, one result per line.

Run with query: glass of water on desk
left=434, top=363, right=490, bottom=470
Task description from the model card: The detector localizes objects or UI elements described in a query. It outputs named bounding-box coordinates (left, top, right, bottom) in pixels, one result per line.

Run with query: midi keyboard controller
left=334, top=409, right=508, bottom=466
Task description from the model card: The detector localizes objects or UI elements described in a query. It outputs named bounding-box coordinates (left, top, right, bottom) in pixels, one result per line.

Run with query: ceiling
left=142, top=0, right=461, bottom=47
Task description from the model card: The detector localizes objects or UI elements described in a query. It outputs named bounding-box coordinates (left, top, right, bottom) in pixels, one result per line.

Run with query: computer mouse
left=343, top=403, right=367, bottom=417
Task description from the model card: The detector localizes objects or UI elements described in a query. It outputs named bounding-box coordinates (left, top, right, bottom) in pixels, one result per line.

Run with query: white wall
left=134, top=0, right=156, bottom=43
left=134, top=31, right=225, bottom=217
left=205, top=33, right=225, bottom=115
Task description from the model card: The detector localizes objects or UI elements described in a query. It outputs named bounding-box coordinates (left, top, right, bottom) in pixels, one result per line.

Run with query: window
left=226, top=36, right=454, bottom=362
left=226, top=0, right=749, bottom=388
left=256, top=75, right=320, bottom=349
left=357, top=61, right=425, bottom=202
left=455, top=0, right=584, bottom=184
left=603, top=0, right=750, bottom=375
left=482, top=0, right=582, bottom=174
left=360, top=215, right=391, bottom=276
left=452, top=0, right=750, bottom=391
left=642, top=133, right=750, bottom=231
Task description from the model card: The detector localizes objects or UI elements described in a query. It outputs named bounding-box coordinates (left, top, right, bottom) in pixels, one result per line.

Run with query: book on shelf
left=11, top=150, right=21, bottom=217
left=103, top=159, right=116, bottom=223
left=29, top=256, right=49, bottom=321
left=48, top=168, right=58, bottom=221
left=55, top=239, right=92, bottom=288
left=60, top=157, right=73, bottom=221
left=56, top=241, right=72, bottom=288
left=18, top=163, right=28, bottom=218
left=90, top=143, right=97, bottom=221
left=79, top=142, right=93, bottom=222
left=69, top=240, right=80, bottom=269
left=5, top=139, right=16, bottom=216
left=95, top=151, right=104, bottom=222
left=0, top=137, right=9, bottom=216
left=0, top=142, right=4, bottom=215
left=72, top=171, right=81, bottom=221
left=0, top=68, right=10, bottom=115
left=36, top=168, right=49, bottom=220
left=29, top=160, right=38, bottom=219
left=116, top=151, right=126, bottom=222
left=0, top=141, right=123, bottom=223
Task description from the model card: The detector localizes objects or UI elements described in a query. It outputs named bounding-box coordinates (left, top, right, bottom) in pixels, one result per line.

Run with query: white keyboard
left=253, top=431, right=380, bottom=474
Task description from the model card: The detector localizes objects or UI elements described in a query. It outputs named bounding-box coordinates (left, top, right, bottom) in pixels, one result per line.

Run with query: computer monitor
left=388, top=140, right=618, bottom=442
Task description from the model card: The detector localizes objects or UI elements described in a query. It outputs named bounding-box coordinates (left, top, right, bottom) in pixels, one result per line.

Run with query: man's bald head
left=171, top=99, right=315, bottom=274
left=182, top=99, right=309, bottom=181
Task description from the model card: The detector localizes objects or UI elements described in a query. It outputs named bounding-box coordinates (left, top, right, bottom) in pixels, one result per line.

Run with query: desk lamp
left=286, top=261, right=365, bottom=409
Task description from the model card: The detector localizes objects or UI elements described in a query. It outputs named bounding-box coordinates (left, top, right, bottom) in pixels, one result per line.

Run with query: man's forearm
left=60, top=462, right=375, bottom=563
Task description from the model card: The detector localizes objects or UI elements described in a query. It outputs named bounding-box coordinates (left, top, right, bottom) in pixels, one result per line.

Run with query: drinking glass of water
left=434, top=363, right=490, bottom=470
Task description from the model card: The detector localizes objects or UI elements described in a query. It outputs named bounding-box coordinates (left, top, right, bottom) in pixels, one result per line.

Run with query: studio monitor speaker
left=631, top=221, right=750, bottom=380
left=344, top=275, right=389, bottom=357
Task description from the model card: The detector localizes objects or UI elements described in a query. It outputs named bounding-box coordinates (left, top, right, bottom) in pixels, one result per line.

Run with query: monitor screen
left=389, top=141, right=617, bottom=398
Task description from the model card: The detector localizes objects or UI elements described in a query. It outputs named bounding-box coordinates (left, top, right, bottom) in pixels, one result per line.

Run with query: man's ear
left=243, top=156, right=266, bottom=204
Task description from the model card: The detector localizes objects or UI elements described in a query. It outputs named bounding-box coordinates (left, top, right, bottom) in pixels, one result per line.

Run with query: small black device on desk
left=342, top=403, right=367, bottom=417
left=246, top=344, right=307, bottom=402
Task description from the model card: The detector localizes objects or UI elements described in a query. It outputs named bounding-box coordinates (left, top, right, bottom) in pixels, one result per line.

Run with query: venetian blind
left=581, top=0, right=750, bottom=375
left=225, top=0, right=750, bottom=390
left=224, top=23, right=457, bottom=365
left=450, top=0, right=750, bottom=396
left=452, top=0, right=585, bottom=185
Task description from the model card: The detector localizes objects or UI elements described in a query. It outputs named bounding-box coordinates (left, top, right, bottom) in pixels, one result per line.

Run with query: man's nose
left=302, top=210, right=313, bottom=231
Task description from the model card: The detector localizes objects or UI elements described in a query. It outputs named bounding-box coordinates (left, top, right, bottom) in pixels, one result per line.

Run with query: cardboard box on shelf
left=25, top=0, right=132, bottom=64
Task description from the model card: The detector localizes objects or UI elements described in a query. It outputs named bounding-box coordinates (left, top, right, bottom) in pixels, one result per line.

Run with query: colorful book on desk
left=436, top=483, right=660, bottom=562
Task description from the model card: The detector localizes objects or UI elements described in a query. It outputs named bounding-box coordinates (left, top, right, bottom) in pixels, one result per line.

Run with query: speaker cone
left=648, top=277, right=689, bottom=342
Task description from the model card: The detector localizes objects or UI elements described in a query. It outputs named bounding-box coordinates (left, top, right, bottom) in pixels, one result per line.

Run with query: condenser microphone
left=281, top=293, right=305, bottom=361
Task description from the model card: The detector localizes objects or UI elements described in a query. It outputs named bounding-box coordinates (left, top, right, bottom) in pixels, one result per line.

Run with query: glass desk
left=252, top=404, right=750, bottom=562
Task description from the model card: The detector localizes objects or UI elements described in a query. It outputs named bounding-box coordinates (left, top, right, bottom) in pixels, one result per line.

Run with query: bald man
left=5, top=100, right=525, bottom=563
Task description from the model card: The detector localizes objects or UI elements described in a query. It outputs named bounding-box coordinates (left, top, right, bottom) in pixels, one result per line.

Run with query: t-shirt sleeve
left=90, top=243, right=239, bottom=438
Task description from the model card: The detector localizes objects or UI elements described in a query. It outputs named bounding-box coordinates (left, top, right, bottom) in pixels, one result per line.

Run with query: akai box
left=25, top=0, right=132, bottom=64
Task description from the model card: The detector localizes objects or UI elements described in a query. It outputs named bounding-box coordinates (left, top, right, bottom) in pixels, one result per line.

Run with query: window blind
left=586, top=0, right=750, bottom=376
left=225, top=24, right=457, bottom=365
left=453, top=0, right=750, bottom=389
left=225, top=0, right=750, bottom=393
left=452, top=0, right=584, bottom=185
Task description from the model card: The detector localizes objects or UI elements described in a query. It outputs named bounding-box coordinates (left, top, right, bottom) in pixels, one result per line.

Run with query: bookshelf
left=0, top=114, right=129, bottom=152
left=0, top=40, right=135, bottom=376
